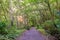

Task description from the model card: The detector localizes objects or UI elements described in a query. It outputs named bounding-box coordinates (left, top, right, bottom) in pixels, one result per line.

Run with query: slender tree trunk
left=9, top=0, right=14, bottom=26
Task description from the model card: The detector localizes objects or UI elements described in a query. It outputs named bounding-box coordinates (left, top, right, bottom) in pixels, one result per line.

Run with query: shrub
left=0, top=21, right=8, bottom=35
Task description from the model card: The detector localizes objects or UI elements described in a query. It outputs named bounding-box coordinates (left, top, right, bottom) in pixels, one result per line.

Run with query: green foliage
left=0, top=0, right=60, bottom=40
left=0, top=21, right=8, bottom=35
left=0, top=25, right=25, bottom=40
left=42, top=19, right=60, bottom=39
left=0, top=21, right=25, bottom=40
left=0, top=21, right=6, bottom=28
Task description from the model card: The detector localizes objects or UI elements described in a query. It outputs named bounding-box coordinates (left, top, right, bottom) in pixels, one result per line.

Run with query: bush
left=0, top=21, right=6, bottom=28
left=43, top=20, right=60, bottom=40
left=0, top=21, right=8, bottom=35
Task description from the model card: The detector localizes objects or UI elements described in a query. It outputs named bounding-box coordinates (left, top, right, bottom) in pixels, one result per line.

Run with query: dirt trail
left=16, top=27, right=55, bottom=40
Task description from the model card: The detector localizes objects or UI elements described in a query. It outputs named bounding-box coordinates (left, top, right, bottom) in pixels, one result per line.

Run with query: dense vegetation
left=0, top=0, right=60, bottom=40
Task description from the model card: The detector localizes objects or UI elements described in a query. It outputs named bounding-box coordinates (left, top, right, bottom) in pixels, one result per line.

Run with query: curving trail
left=16, top=27, right=55, bottom=40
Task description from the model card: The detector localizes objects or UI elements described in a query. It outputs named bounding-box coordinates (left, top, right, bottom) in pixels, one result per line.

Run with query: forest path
left=16, top=27, right=51, bottom=40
